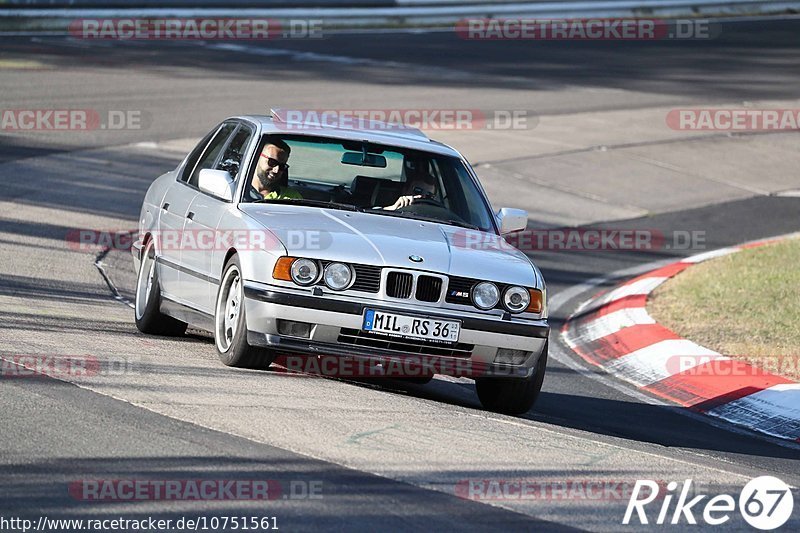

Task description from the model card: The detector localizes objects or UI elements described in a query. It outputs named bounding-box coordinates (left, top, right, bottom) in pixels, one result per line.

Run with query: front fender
left=211, top=207, right=288, bottom=286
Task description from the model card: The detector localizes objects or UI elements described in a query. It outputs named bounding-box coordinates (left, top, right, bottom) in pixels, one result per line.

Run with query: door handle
left=186, top=211, right=195, bottom=221
left=162, top=202, right=170, bottom=211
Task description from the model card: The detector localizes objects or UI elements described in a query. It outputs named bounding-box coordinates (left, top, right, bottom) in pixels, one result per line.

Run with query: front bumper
left=243, top=282, right=549, bottom=379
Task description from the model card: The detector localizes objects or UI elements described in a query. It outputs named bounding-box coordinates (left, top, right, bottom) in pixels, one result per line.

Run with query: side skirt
left=160, top=294, right=215, bottom=332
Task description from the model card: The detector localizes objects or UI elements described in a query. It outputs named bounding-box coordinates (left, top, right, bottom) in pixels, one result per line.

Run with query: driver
left=247, top=139, right=303, bottom=201
left=383, top=174, right=437, bottom=211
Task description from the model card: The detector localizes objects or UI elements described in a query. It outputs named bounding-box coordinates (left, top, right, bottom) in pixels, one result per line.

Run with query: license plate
left=362, top=309, right=460, bottom=343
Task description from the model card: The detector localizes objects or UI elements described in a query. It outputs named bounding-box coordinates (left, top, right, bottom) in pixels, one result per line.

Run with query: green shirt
left=261, top=187, right=303, bottom=200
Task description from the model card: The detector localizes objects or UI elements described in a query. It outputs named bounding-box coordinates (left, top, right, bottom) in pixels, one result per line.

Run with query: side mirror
left=198, top=169, right=234, bottom=202
left=497, top=208, right=528, bottom=235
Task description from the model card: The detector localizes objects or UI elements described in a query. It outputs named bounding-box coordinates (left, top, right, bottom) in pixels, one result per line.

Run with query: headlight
left=503, top=286, right=531, bottom=313
left=472, top=281, right=500, bottom=310
left=323, top=262, right=353, bottom=290
left=290, top=258, right=319, bottom=286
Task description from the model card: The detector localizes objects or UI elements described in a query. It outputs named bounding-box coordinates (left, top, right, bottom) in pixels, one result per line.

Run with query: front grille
left=351, top=264, right=382, bottom=293
left=338, top=328, right=474, bottom=358
left=415, top=275, right=442, bottom=302
left=386, top=271, right=414, bottom=299
left=445, top=276, right=475, bottom=305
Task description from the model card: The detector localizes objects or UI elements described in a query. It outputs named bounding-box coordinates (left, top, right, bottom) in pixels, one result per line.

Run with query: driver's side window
left=179, top=128, right=217, bottom=183
left=217, top=124, right=254, bottom=180
left=186, top=123, right=237, bottom=187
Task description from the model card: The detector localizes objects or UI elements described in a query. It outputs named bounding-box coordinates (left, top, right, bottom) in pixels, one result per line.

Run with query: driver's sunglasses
left=413, top=186, right=435, bottom=198
left=260, top=153, right=289, bottom=171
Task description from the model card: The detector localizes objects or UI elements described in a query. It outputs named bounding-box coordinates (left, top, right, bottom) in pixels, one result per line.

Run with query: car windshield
left=243, top=134, right=496, bottom=232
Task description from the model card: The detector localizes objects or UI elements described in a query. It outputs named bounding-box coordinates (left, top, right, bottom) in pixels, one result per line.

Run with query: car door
left=156, top=161, right=202, bottom=301
left=180, top=122, right=250, bottom=313
left=157, top=122, right=236, bottom=304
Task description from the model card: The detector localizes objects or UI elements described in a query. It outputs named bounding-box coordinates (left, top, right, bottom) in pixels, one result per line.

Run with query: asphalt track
left=1, top=19, right=799, bottom=532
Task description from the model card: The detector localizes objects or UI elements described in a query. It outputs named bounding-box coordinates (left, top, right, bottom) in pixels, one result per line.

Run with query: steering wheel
left=398, top=197, right=446, bottom=210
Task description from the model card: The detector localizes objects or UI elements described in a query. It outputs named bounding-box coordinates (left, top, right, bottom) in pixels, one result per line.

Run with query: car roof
left=233, top=114, right=463, bottom=158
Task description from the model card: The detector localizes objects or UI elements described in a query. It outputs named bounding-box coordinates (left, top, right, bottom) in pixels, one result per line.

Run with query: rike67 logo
left=624, top=477, right=794, bottom=530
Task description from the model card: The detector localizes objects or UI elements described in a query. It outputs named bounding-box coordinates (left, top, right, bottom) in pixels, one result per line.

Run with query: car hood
left=240, top=204, right=540, bottom=287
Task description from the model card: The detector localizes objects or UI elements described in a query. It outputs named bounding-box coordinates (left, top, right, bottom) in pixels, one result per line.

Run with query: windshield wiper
left=368, top=209, right=481, bottom=230
left=254, top=198, right=362, bottom=212
left=443, top=219, right=481, bottom=231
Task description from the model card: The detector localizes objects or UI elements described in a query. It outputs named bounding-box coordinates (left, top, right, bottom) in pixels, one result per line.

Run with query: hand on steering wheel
left=388, top=195, right=444, bottom=211
left=387, top=194, right=419, bottom=210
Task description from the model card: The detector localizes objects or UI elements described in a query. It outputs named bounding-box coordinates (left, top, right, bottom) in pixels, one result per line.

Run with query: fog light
left=494, top=348, right=530, bottom=365
left=277, top=320, right=312, bottom=338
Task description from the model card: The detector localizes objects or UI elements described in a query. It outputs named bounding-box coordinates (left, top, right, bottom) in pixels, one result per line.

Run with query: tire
left=134, top=239, right=187, bottom=336
left=214, top=255, right=276, bottom=369
left=475, top=340, right=548, bottom=415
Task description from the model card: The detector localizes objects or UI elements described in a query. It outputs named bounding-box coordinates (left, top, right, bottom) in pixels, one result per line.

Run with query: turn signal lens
left=273, top=257, right=296, bottom=282
left=527, top=289, right=544, bottom=314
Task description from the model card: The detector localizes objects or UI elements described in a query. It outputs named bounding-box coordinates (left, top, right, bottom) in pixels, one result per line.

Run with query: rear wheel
left=475, top=340, right=548, bottom=415
left=134, top=239, right=187, bottom=336
left=214, top=255, right=275, bottom=369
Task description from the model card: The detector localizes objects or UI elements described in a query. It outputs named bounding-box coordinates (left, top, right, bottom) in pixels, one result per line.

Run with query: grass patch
left=649, top=238, right=800, bottom=381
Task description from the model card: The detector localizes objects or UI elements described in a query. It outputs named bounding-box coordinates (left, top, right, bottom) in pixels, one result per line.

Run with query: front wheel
left=475, top=340, right=548, bottom=415
left=214, top=255, right=275, bottom=369
left=134, top=240, right=187, bottom=336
